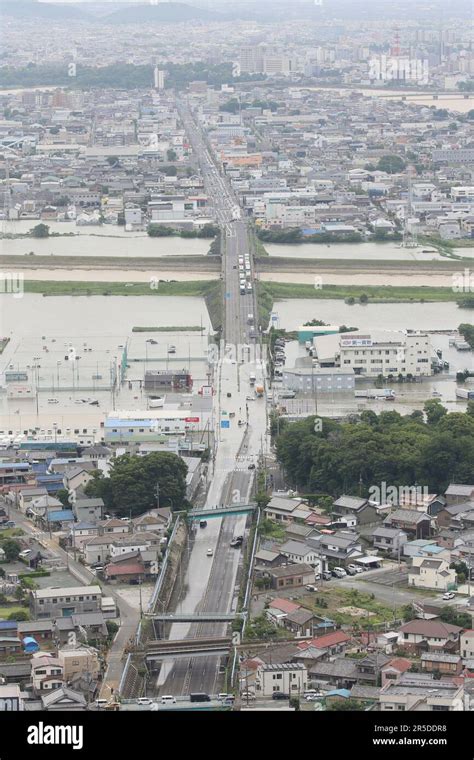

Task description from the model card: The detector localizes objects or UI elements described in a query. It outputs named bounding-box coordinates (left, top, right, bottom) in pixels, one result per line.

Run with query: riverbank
left=260, top=281, right=467, bottom=304
left=22, top=279, right=216, bottom=297
left=0, top=254, right=221, bottom=272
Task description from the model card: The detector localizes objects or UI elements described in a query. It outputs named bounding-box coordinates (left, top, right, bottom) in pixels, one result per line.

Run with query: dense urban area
left=0, top=0, right=474, bottom=719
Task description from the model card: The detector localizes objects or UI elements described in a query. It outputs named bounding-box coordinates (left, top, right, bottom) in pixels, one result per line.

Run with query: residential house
left=68, top=522, right=100, bottom=549
left=254, top=549, right=285, bottom=568
left=254, top=662, right=307, bottom=697
left=284, top=523, right=315, bottom=542
left=31, top=654, right=64, bottom=693
left=41, top=686, right=87, bottom=711
left=109, top=532, right=161, bottom=558
left=380, top=657, right=412, bottom=688
left=436, top=501, right=474, bottom=530
left=397, top=620, right=463, bottom=653
left=105, top=556, right=146, bottom=583
left=444, top=484, right=474, bottom=507
left=299, top=630, right=351, bottom=659
left=0, top=637, right=22, bottom=659
left=57, top=645, right=100, bottom=681
left=264, top=496, right=308, bottom=523
left=266, top=598, right=301, bottom=626
left=72, top=498, right=104, bottom=523
left=408, top=557, right=456, bottom=592
left=99, top=518, right=130, bottom=535
left=372, top=527, right=407, bottom=556
left=311, top=531, right=362, bottom=568
left=83, top=535, right=115, bottom=565
left=283, top=609, right=319, bottom=638
left=384, top=509, right=431, bottom=539
left=279, top=539, right=321, bottom=571
left=266, top=563, right=315, bottom=590
left=460, top=630, right=474, bottom=660
left=403, top=539, right=450, bottom=561
left=18, top=487, right=48, bottom=512
left=332, top=495, right=379, bottom=525
left=421, top=652, right=462, bottom=676
left=133, top=512, right=167, bottom=534
left=63, top=467, right=93, bottom=493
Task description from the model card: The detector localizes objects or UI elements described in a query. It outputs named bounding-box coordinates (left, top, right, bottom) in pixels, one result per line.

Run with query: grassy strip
left=1, top=254, right=220, bottom=271
left=263, top=281, right=465, bottom=303
left=23, top=280, right=216, bottom=297
left=204, top=280, right=224, bottom=333
left=257, top=256, right=464, bottom=271
left=132, top=326, right=204, bottom=332
left=256, top=281, right=274, bottom=330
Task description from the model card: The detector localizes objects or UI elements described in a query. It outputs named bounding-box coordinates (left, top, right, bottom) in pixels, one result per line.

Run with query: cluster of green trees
left=0, top=61, right=265, bottom=92
left=30, top=223, right=50, bottom=238
left=219, top=98, right=280, bottom=114
left=84, top=452, right=188, bottom=517
left=257, top=228, right=362, bottom=244
left=147, top=223, right=219, bottom=239
left=274, top=402, right=474, bottom=497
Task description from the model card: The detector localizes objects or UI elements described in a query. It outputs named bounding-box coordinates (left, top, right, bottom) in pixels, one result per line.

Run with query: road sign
left=220, top=420, right=230, bottom=429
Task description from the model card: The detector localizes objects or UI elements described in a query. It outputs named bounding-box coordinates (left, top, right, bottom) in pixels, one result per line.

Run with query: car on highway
left=272, top=692, right=289, bottom=700
left=199, top=520, right=207, bottom=528
left=305, top=584, right=318, bottom=592
left=442, top=592, right=455, bottom=601
left=137, top=697, right=153, bottom=705
left=161, top=695, right=176, bottom=704
left=248, top=463, right=256, bottom=470
left=206, top=549, right=213, bottom=557
left=230, top=536, right=243, bottom=547
left=245, top=395, right=255, bottom=401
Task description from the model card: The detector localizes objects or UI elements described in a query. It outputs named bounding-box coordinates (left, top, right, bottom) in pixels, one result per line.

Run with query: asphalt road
left=154, top=99, right=267, bottom=698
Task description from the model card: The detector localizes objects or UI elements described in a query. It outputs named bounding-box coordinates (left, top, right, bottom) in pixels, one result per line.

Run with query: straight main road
left=153, top=99, right=268, bottom=698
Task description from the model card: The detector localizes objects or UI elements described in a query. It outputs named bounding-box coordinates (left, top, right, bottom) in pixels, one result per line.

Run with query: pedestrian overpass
left=188, top=504, right=257, bottom=520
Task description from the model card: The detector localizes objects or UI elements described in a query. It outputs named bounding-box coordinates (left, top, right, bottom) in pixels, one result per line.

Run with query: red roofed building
left=105, top=562, right=145, bottom=583
left=299, top=630, right=351, bottom=657
left=268, top=598, right=301, bottom=615
left=380, top=657, right=412, bottom=687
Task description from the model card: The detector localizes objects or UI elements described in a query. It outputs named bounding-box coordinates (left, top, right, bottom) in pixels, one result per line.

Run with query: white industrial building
left=312, top=330, right=432, bottom=378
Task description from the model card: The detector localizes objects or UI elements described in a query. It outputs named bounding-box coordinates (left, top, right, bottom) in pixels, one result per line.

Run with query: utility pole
left=155, top=483, right=160, bottom=510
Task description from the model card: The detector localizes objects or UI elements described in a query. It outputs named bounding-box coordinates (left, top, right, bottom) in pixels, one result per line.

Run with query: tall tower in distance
left=154, top=67, right=165, bottom=90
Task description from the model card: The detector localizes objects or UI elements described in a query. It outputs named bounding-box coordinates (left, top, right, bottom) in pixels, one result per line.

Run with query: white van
left=161, top=695, right=176, bottom=704
left=332, top=567, right=347, bottom=578
left=95, top=699, right=108, bottom=708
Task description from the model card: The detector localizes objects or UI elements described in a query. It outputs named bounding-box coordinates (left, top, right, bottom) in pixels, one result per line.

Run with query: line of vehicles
left=238, top=253, right=253, bottom=295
